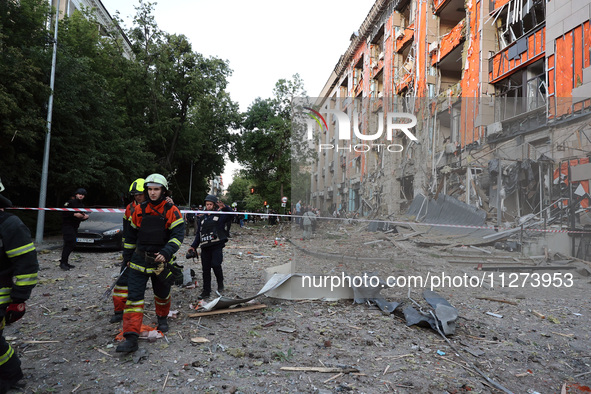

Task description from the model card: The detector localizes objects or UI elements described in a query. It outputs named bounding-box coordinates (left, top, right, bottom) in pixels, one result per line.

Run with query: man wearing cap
left=187, top=194, right=232, bottom=299
left=0, top=178, right=39, bottom=391
left=59, top=188, right=89, bottom=271
left=116, top=174, right=184, bottom=353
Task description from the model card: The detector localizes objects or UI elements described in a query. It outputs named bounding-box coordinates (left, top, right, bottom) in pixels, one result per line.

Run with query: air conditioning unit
left=429, top=41, right=439, bottom=52
left=378, top=51, right=385, bottom=60
left=395, top=28, right=405, bottom=40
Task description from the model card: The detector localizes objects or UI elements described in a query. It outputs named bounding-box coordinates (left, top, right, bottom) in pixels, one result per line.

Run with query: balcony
left=395, top=24, right=414, bottom=53
left=395, top=71, right=413, bottom=94
left=489, top=26, right=545, bottom=84
left=431, top=19, right=466, bottom=66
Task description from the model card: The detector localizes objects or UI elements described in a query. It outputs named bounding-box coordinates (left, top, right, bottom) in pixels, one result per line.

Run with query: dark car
left=76, top=212, right=123, bottom=250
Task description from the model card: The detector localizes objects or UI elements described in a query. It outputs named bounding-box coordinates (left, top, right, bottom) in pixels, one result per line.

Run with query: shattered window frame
left=494, top=59, right=545, bottom=121
left=495, top=0, right=545, bottom=50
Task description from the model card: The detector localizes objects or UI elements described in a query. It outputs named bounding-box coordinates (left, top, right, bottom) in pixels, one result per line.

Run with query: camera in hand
left=186, top=249, right=197, bottom=259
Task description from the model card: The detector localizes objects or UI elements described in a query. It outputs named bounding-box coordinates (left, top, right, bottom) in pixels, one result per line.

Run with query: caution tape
left=8, top=206, right=591, bottom=234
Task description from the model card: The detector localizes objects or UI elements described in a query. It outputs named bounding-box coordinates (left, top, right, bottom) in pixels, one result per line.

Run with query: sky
left=100, top=0, right=375, bottom=186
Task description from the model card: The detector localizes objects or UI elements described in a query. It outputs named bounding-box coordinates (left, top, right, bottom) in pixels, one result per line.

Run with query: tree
left=226, top=173, right=254, bottom=206
left=125, top=1, right=240, bottom=204
left=0, top=0, right=51, bottom=203
left=0, top=0, right=239, bottom=212
left=235, top=74, right=310, bottom=209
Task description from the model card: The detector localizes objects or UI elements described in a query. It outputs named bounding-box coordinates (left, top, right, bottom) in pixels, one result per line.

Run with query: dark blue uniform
left=191, top=205, right=232, bottom=296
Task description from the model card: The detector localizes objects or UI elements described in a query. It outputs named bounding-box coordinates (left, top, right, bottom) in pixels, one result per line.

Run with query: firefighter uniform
left=191, top=196, right=232, bottom=299
left=111, top=179, right=146, bottom=324
left=110, top=200, right=139, bottom=322
left=0, top=200, right=39, bottom=390
left=120, top=196, right=184, bottom=347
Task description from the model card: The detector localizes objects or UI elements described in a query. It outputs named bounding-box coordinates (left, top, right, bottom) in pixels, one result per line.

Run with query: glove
left=5, top=302, right=26, bottom=324
left=169, top=262, right=184, bottom=286
left=155, top=262, right=174, bottom=286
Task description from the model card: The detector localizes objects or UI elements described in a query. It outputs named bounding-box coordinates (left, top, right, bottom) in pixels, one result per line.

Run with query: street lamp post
left=36, top=0, right=60, bottom=244
left=188, top=161, right=193, bottom=207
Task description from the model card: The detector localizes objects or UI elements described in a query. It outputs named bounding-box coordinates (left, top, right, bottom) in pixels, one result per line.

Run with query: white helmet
left=144, top=173, right=168, bottom=190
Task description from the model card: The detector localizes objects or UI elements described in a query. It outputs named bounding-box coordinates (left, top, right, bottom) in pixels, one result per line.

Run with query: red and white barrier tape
left=8, top=206, right=591, bottom=234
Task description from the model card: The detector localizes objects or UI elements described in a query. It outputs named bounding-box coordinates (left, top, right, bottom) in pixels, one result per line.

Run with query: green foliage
left=273, top=347, right=294, bottom=362
left=235, top=75, right=311, bottom=210
left=226, top=174, right=253, bottom=205
left=0, top=0, right=239, bottom=211
left=0, top=0, right=51, bottom=202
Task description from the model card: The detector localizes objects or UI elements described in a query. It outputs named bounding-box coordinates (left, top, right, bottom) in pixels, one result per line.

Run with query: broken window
left=372, top=69, right=384, bottom=98
left=353, top=56, right=364, bottom=88
left=495, top=60, right=545, bottom=121
left=370, top=25, right=385, bottom=66
left=494, top=0, right=545, bottom=50
left=400, top=175, right=414, bottom=200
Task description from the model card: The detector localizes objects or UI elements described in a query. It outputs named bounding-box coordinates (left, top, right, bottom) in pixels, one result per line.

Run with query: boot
left=109, top=311, right=123, bottom=324
left=198, top=291, right=210, bottom=300
left=59, top=262, right=70, bottom=271
left=116, top=334, right=138, bottom=353
left=66, top=262, right=75, bottom=269
left=157, top=316, right=169, bottom=332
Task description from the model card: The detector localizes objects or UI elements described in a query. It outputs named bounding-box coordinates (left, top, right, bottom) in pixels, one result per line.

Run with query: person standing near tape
left=116, top=174, right=184, bottom=353
left=59, top=188, right=89, bottom=271
left=187, top=194, right=232, bottom=300
left=109, top=178, right=146, bottom=324
left=0, top=179, right=39, bottom=391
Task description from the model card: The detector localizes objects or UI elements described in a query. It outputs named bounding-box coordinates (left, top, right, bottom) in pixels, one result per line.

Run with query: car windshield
left=86, top=212, right=121, bottom=223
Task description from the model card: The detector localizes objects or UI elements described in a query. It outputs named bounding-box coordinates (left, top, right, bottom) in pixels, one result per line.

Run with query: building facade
left=310, top=0, right=591, bottom=233
left=51, top=0, right=133, bottom=59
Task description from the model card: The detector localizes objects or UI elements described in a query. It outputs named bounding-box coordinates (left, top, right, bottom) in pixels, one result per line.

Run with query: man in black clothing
left=60, top=188, right=89, bottom=270
left=187, top=195, right=232, bottom=299
left=0, top=179, right=39, bottom=392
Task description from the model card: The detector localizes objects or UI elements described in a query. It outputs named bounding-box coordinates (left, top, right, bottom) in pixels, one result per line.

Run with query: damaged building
left=307, top=0, right=591, bottom=260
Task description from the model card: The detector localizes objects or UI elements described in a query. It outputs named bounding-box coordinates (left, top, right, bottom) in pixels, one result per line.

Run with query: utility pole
left=188, top=161, right=194, bottom=207
left=36, top=0, right=60, bottom=244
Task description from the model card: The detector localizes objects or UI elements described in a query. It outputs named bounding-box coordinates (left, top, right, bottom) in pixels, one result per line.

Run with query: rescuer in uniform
left=59, top=188, right=89, bottom=270
left=0, top=179, right=39, bottom=391
left=187, top=194, right=232, bottom=300
left=116, top=174, right=184, bottom=353
left=109, top=178, right=145, bottom=324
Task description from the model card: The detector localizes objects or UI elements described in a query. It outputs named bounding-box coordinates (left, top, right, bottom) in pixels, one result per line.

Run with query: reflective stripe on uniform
left=154, top=294, right=170, bottom=306
left=124, top=242, right=136, bottom=250
left=124, top=299, right=144, bottom=314
left=113, top=285, right=128, bottom=297
left=0, top=345, right=14, bottom=366
left=6, top=242, right=35, bottom=258
left=0, top=287, right=11, bottom=306
left=168, top=238, right=182, bottom=247
left=14, top=272, right=38, bottom=287
left=129, top=262, right=155, bottom=274
left=169, top=218, right=183, bottom=229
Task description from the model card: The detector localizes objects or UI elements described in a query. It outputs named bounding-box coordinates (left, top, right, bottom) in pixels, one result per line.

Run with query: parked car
left=76, top=212, right=123, bottom=250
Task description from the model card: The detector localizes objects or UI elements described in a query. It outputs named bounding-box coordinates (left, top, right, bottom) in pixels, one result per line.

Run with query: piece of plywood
left=188, top=303, right=266, bottom=317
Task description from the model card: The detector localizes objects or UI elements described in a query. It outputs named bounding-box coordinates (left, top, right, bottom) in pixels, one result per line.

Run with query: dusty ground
left=6, top=221, right=591, bottom=393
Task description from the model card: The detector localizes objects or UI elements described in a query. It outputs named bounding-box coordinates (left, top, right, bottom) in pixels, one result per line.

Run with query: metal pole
left=568, top=161, right=576, bottom=256
left=188, top=161, right=193, bottom=207
left=496, top=162, right=502, bottom=229
left=36, top=0, right=60, bottom=244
